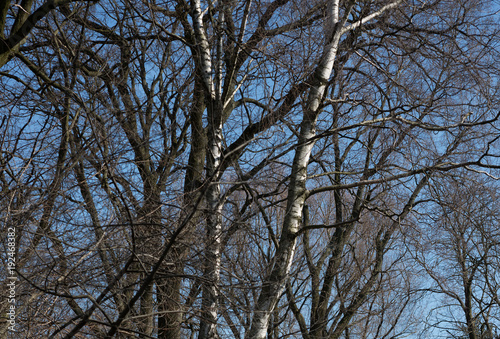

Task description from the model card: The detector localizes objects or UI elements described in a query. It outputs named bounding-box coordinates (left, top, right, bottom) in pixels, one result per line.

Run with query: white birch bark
left=246, top=1, right=402, bottom=338
left=191, top=0, right=215, bottom=99
left=192, top=1, right=224, bottom=337
left=199, top=124, right=224, bottom=339
left=246, top=2, right=342, bottom=337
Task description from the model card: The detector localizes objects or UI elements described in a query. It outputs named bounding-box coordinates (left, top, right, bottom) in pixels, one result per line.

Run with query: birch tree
left=246, top=2, right=408, bottom=337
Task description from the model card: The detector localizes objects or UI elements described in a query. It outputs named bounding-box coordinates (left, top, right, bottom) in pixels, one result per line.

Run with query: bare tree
left=1, top=0, right=500, bottom=338
left=410, top=175, right=500, bottom=339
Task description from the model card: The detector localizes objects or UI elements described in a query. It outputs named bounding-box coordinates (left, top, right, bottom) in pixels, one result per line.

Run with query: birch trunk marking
left=191, top=1, right=223, bottom=337
left=199, top=122, right=224, bottom=339
left=246, top=0, right=342, bottom=337
left=192, top=0, right=215, bottom=99
left=246, top=1, right=404, bottom=338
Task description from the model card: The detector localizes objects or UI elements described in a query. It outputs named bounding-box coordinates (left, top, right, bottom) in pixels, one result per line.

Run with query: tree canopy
left=1, top=0, right=500, bottom=338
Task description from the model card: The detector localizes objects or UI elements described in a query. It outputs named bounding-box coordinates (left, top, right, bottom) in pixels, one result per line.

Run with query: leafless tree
left=1, top=0, right=500, bottom=338
left=409, top=174, right=500, bottom=339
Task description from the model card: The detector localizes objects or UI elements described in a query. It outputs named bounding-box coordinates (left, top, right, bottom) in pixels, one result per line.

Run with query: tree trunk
left=246, top=2, right=344, bottom=337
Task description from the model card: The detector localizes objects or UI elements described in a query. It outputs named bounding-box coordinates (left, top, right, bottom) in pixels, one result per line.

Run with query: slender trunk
left=246, top=3, right=344, bottom=338
left=189, top=1, right=225, bottom=337
left=199, top=99, right=224, bottom=339
left=157, top=80, right=207, bottom=339
left=198, top=101, right=224, bottom=336
left=464, top=278, right=477, bottom=339
left=137, top=186, right=161, bottom=337
left=158, top=276, right=183, bottom=338
left=246, top=2, right=405, bottom=335
left=246, top=115, right=318, bottom=339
